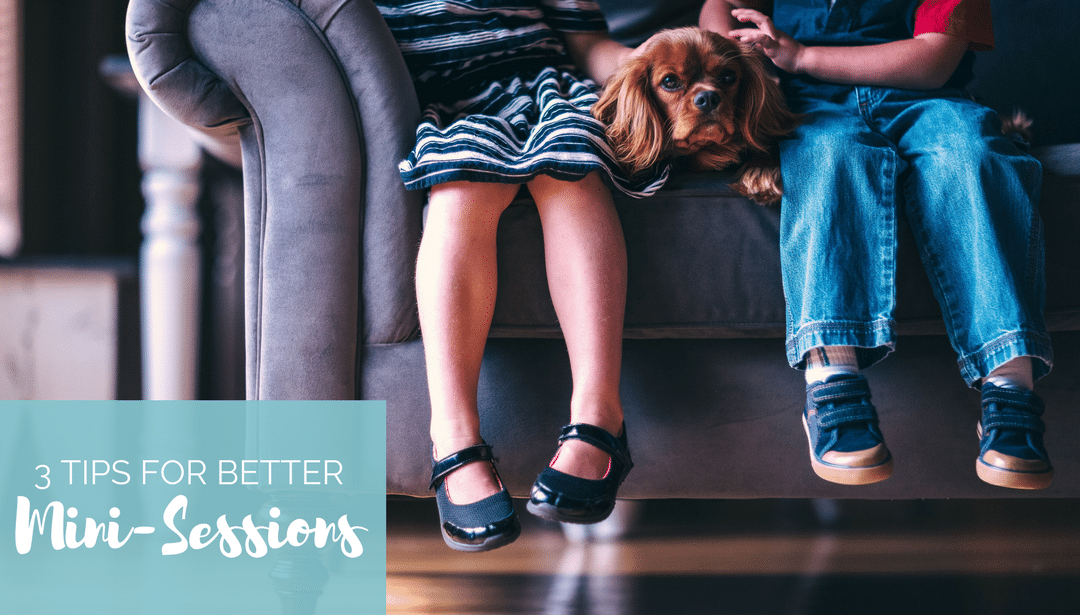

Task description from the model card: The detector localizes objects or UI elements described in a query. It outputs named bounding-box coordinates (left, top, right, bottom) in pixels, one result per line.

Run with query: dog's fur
left=1001, top=109, right=1034, bottom=144
left=593, top=28, right=798, bottom=205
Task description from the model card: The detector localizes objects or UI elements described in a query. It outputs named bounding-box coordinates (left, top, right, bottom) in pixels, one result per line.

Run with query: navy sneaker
left=977, top=384, right=1053, bottom=490
left=803, top=374, right=893, bottom=485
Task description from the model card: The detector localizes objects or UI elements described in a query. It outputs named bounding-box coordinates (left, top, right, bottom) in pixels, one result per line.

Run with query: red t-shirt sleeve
left=914, top=0, right=995, bottom=50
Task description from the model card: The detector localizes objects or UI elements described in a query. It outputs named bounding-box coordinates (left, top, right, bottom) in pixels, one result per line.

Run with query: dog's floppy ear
left=734, top=45, right=799, bottom=153
left=592, top=54, right=666, bottom=176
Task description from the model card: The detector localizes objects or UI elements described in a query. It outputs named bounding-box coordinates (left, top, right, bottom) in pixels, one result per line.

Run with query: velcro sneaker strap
left=981, top=387, right=1045, bottom=434
left=981, top=409, right=1046, bottom=434
left=982, top=387, right=1044, bottom=416
left=429, top=443, right=495, bottom=490
left=816, top=402, right=878, bottom=429
left=559, top=423, right=633, bottom=471
left=809, top=378, right=872, bottom=405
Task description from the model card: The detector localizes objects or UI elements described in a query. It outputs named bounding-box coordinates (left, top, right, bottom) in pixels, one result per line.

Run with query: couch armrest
left=127, top=0, right=424, bottom=399
left=126, top=0, right=251, bottom=144
left=311, top=0, right=425, bottom=349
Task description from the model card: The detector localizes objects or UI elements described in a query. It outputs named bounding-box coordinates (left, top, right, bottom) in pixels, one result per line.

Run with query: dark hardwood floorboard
left=388, top=498, right=1080, bottom=614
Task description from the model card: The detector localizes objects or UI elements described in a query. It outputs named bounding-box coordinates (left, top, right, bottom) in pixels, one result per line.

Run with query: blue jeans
left=779, top=85, right=1052, bottom=386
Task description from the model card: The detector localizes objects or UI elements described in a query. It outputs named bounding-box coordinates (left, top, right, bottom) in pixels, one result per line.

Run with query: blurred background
left=0, top=0, right=245, bottom=402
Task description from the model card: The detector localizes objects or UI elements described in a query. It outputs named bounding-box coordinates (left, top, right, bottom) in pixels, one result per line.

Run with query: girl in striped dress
left=376, top=0, right=658, bottom=551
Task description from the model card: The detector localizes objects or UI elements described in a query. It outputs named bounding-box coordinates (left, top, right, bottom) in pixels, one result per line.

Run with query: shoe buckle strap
left=558, top=423, right=634, bottom=472
left=815, top=402, right=877, bottom=429
left=430, top=443, right=496, bottom=491
left=810, top=380, right=872, bottom=405
left=981, top=409, right=1046, bottom=434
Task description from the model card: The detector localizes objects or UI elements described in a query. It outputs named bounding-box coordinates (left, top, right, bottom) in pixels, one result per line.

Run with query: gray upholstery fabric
left=186, top=0, right=366, bottom=399
left=310, top=0, right=424, bottom=348
left=126, top=0, right=1080, bottom=498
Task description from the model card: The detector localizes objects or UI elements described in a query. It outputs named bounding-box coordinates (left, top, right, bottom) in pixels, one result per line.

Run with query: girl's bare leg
left=418, top=180, right=520, bottom=504
left=528, top=172, right=628, bottom=479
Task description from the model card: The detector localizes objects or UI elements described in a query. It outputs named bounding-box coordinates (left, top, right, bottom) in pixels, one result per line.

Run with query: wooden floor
left=388, top=498, right=1080, bottom=614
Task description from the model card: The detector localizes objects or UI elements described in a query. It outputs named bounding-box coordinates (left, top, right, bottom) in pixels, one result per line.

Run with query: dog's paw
left=733, top=165, right=783, bottom=206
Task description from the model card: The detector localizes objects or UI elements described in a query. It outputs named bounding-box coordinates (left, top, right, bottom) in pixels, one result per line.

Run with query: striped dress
left=375, top=0, right=669, bottom=198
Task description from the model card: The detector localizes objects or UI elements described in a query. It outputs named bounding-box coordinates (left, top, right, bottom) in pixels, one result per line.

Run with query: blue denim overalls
left=774, top=0, right=1052, bottom=385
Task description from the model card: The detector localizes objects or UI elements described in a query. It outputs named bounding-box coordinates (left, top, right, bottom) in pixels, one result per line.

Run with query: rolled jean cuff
left=958, top=330, right=1054, bottom=387
left=786, top=319, right=895, bottom=371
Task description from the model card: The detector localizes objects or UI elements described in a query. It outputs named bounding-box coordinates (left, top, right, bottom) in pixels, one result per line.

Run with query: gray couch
left=126, top=0, right=1080, bottom=500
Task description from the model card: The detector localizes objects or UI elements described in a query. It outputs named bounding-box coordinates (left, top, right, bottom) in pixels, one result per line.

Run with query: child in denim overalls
left=702, top=0, right=1053, bottom=489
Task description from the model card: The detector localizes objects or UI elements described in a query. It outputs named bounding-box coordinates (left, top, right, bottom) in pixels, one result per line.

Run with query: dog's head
left=593, top=28, right=796, bottom=176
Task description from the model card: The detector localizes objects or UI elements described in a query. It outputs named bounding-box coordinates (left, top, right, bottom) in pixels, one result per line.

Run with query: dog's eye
left=659, top=74, right=682, bottom=91
left=718, top=69, right=737, bottom=85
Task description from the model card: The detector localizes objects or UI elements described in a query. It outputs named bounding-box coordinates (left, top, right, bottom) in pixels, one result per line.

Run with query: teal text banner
left=0, top=400, right=386, bottom=614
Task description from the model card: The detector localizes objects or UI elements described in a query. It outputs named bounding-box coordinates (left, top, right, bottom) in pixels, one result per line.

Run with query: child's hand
left=728, top=9, right=805, bottom=74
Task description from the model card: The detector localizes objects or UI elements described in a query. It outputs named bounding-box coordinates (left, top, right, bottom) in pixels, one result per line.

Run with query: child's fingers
left=730, top=29, right=777, bottom=52
left=730, top=8, right=780, bottom=39
left=730, top=7, right=766, bottom=21
left=729, top=28, right=769, bottom=40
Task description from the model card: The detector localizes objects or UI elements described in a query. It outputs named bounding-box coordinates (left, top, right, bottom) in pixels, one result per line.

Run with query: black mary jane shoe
left=527, top=423, right=633, bottom=525
left=430, top=442, right=521, bottom=553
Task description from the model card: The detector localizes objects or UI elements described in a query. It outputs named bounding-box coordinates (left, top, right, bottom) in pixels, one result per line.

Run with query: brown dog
left=593, top=28, right=798, bottom=204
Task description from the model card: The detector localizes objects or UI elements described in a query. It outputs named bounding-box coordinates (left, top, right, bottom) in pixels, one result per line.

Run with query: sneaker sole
left=975, top=423, right=1053, bottom=490
left=975, top=459, right=1053, bottom=490
left=803, top=414, right=893, bottom=485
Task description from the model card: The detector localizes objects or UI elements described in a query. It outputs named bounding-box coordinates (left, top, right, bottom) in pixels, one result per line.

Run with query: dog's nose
left=693, top=90, right=721, bottom=113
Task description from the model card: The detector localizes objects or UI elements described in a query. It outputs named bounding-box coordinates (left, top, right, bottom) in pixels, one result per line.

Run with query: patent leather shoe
left=527, top=423, right=633, bottom=524
left=430, top=442, right=521, bottom=552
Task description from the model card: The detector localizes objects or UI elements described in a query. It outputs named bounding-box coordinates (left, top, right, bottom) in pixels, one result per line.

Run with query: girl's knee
left=425, top=181, right=519, bottom=237
left=529, top=171, right=615, bottom=210
left=429, top=180, right=518, bottom=212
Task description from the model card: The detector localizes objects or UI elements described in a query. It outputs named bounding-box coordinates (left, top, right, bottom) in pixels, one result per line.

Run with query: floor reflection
left=387, top=498, right=1080, bottom=614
